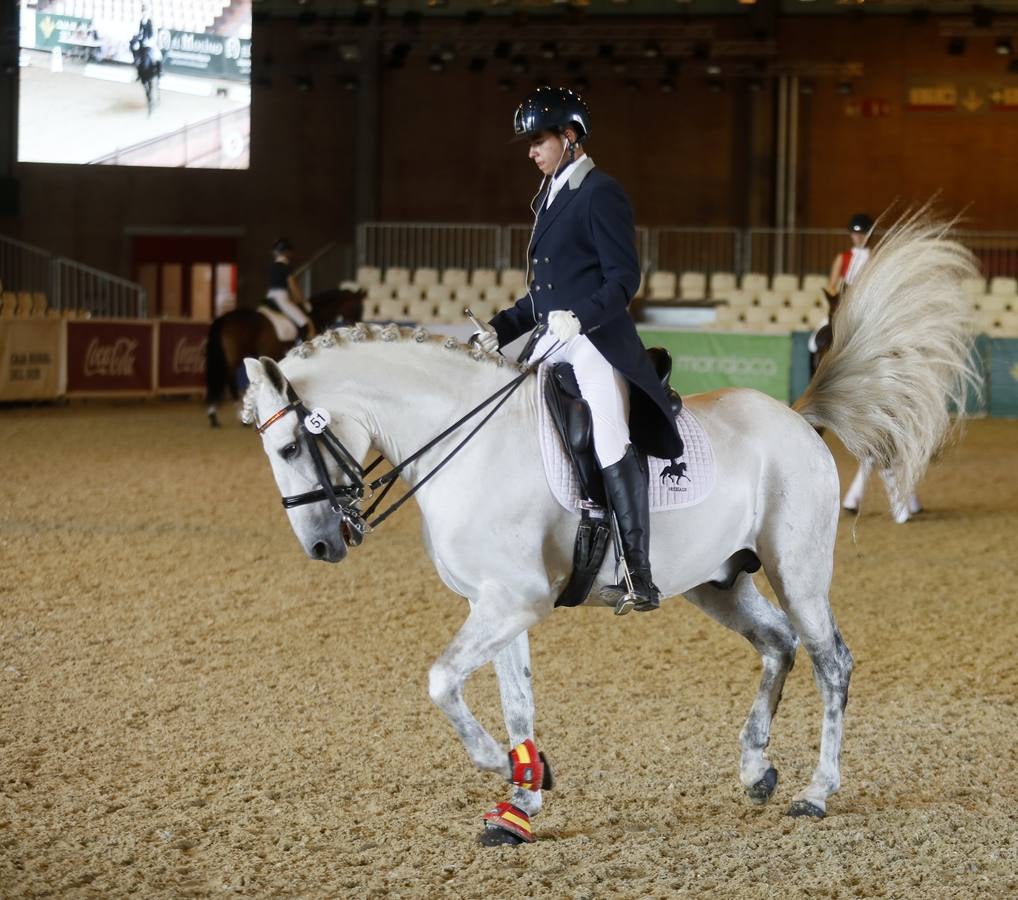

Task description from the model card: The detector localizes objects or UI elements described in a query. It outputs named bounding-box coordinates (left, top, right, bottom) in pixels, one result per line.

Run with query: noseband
left=255, top=397, right=374, bottom=544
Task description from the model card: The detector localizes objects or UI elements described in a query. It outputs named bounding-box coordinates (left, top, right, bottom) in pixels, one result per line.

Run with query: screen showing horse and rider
left=16, top=0, right=251, bottom=167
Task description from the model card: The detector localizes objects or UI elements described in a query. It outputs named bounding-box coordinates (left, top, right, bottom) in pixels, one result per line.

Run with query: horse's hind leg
left=685, top=575, right=798, bottom=804
left=760, top=548, right=853, bottom=818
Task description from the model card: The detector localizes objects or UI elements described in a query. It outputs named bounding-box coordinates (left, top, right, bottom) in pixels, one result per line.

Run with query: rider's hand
left=548, top=310, right=581, bottom=343
left=471, top=330, right=499, bottom=354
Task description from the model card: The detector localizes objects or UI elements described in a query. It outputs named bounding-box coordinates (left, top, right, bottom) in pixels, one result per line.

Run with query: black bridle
left=255, top=329, right=556, bottom=539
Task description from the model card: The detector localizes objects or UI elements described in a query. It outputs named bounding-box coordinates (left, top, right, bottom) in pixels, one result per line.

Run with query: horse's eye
left=280, top=442, right=300, bottom=461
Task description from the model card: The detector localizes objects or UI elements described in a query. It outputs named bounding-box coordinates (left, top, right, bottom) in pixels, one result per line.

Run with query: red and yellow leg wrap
left=508, top=738, right=545, bottom=791
left=482, top=802, right=534, bottom=843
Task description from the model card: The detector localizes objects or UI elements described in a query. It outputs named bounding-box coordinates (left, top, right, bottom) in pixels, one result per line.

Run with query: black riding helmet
left=513, top=86, right=591, bottom=143
left=848, top=213, right=874, bottom=233
left=273, top=237, right=293, bottom=255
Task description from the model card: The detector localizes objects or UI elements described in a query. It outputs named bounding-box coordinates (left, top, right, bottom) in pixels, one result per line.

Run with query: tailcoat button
left=544, top=257, right=550, bottom=263
left=547, top=283, right=553, bottom=289
left=534, top=284, right=541, bottom=291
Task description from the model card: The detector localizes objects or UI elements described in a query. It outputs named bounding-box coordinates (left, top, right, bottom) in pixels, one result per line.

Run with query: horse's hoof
left=208, top=413, right=221, bottom=428
left=539, top=751, right=554, bottom=791
left=478, top=824, right=526, bottom=847
left=746, top=766, right=779, bottom=805
left=787, top=799, right=825, bottom=819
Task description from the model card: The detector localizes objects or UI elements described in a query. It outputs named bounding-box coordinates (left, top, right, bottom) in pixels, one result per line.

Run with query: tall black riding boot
left=598, top=445, right=661, bottom=615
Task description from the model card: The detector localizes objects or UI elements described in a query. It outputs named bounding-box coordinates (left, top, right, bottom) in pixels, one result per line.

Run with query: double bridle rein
left=254, top=331, right=556, bottom=542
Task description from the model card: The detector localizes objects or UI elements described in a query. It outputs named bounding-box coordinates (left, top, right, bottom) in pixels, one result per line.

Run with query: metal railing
left=88, top=107, right=250, bottom=168
left=0, top=234, right=146, bottom=317
left=356, top=223, right=503, bottom=272
left=348, top=221, right=1018, bottom=286
left=651, top=228, right=742, bottom=279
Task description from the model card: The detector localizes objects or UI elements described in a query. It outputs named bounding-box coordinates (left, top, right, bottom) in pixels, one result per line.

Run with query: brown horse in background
left=205, top=288, right=364, bottom=427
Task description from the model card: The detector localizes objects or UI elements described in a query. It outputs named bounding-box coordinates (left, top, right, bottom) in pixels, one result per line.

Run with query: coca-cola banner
left=0, top=319, right=65, bottom=401
left=66, top=320, right=154, bottom=395
left=156, top=321, right=208, bottom=392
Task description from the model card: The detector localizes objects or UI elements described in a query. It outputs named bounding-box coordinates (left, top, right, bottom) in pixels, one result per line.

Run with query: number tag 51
left=304, top=408, right=331, bottom=435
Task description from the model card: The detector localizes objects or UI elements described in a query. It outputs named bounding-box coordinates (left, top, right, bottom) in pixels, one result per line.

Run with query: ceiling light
left=995, top=37, right=1013, bottom=56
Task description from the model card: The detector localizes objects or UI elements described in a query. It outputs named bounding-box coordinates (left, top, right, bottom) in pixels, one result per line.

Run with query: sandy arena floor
left=1, top=401, right=1016, bottom=898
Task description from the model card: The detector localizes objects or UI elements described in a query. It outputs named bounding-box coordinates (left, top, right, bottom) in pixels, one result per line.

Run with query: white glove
left=548, top=310, right=581, bottom=342
left=471, top=329, right=499, bottom=353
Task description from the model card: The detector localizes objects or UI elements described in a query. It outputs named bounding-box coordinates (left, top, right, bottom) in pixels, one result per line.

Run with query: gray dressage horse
left=242, top=212, right=979, bottom=843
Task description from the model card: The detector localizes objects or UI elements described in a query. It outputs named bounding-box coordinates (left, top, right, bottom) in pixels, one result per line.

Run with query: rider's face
left=528, top=130, right=569, bottom=177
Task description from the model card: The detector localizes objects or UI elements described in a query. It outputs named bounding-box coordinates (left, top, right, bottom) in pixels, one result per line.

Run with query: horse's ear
left=259, top=356, right=298, bottom=401
left=243, top=357, right=264, bottom=385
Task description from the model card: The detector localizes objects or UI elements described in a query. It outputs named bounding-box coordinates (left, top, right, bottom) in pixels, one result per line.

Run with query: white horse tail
left=794, top=208, right=982, bottom=499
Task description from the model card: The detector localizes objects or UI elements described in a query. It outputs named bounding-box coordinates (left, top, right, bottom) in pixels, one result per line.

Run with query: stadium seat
left=712, top=304, right=737, bottom=329
left=441, top=268, right=469, bottom=290
left=647, top=270, right=677, bottom=302
left=482, top=284, right=511, bottom=310
left=961, top=276, right=986, bottom=301
left=755, top=290, right=784, bottom=309
left=770, top=273, right=799, bottom=298
left=383, top=267, right=411, bottom=288
left=709, top=272, right=737, bottom=300
left=999, top=311, right=1018, bottom=336
left=424, top=284, right=452, bottom=306
left=355, top=266, right=381, bottom=288
left=433, top=295, right=463, bottom=324
left=742, top=306, right=771, bottom=329
left=801, top=274, right=828, bottom=297
left=775, top=306, right=808, bottom=330
left=470, top=268, right=497, bottom=291
left=739, top=273, right=768, bottom=299
left=31, top=292, right=48, bottom=316
left=723, top=289, right=752, bottom=311
left=395, top=284, right=423, bottom=305
left=412, top=267, right=439, bottom=289
left=788, top=289, right=822, bottom=311
left=500, top=268, right=526, bottom=293
left=373, top=296, right=409, bottom=322
left=0, top=292, right=15, bottom=318
left=977, top=294, right=1009, bottom=314
left=989, top=276, right=1017, bottom=296
left=454, top=284, right=481, bottom=311
left=679, top=271, right=707, bottom=301
left=16, top=292, right=33, bottom=317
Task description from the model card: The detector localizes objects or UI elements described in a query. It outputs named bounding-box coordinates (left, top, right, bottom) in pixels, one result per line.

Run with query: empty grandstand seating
left=500, top=268, right=526, bottom=293
left=647, top=271, right=677, bottom=302
left=383, top=267, right=411, bottom=288
left=709, top=272, right=737, bottom=300
left=43, top=0, right=230, bottom=36
left=770, top=274, right=799, bottom=298
left=739, top=272, right=769, bottom=299
left=800, top=274, right=828, bottom=297
left=989, top=276, right=1017, bottom=297
left=412, top=267, right=439, bottom=289
left=679, top=271, right=707, bottom=301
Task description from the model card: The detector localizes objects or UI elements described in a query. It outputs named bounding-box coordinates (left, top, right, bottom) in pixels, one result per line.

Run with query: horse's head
left=244, top=354, right=373, bottom=564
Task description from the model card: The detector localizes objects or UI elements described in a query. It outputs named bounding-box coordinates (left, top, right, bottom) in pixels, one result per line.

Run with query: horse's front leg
left=428, top=589, right=551, bottom=843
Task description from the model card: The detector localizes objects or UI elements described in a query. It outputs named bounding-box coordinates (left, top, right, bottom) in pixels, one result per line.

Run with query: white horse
left=242, top=213, right=979, bottom=844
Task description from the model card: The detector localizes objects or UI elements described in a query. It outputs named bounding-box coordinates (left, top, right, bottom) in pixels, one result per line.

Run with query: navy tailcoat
left=489, top=158, right=683, bottom=460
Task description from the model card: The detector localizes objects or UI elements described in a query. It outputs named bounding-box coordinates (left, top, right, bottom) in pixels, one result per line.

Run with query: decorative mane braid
left=241, top=322, right=523, bottom=424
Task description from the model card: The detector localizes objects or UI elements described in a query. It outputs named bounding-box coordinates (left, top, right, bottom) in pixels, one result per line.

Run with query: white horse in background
left=242, top=212, right=980, bottom=844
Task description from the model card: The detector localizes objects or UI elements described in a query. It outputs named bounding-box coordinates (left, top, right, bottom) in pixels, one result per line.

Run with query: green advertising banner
left=36, top=14, right=94, bottom=50
left=638, top=328, right=793, bottom=402
left=988, top=337, right=1018, bottom=418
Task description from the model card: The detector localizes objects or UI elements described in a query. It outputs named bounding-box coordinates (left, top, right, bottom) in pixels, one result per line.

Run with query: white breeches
left=843, top=457, right=922, bottom=524
left=267, top=288, right=310, bottom=329
left=535, top=330, right=630, bottom=468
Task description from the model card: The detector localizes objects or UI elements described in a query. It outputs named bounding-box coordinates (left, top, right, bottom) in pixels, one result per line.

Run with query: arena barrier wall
left=0, top=319, right=65, bottom=401
left=0, top=319, right=207, bottom=400
left=988, top=337, right=1018, bottom=417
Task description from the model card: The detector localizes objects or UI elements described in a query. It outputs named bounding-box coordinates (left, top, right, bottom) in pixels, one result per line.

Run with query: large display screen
left=17, top=0, right=251, bottom=168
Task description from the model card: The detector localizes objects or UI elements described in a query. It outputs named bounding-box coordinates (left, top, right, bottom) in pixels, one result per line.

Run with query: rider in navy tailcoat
left=487, top=162, right=681, bottom=462
left=475, top=87, right=683, bottom=614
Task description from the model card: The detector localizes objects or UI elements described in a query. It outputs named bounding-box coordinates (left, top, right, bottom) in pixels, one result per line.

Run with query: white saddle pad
left=538, top=372, right=716, bottom=513
left=258, top=306, right=298, bottom=342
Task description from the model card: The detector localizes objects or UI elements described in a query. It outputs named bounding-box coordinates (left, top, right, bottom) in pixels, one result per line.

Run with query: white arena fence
left=0, top=234, right=146, bottom=318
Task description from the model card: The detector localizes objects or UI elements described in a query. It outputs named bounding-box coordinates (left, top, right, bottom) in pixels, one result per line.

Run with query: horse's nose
left=311, top=540, right=329, bottom=560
